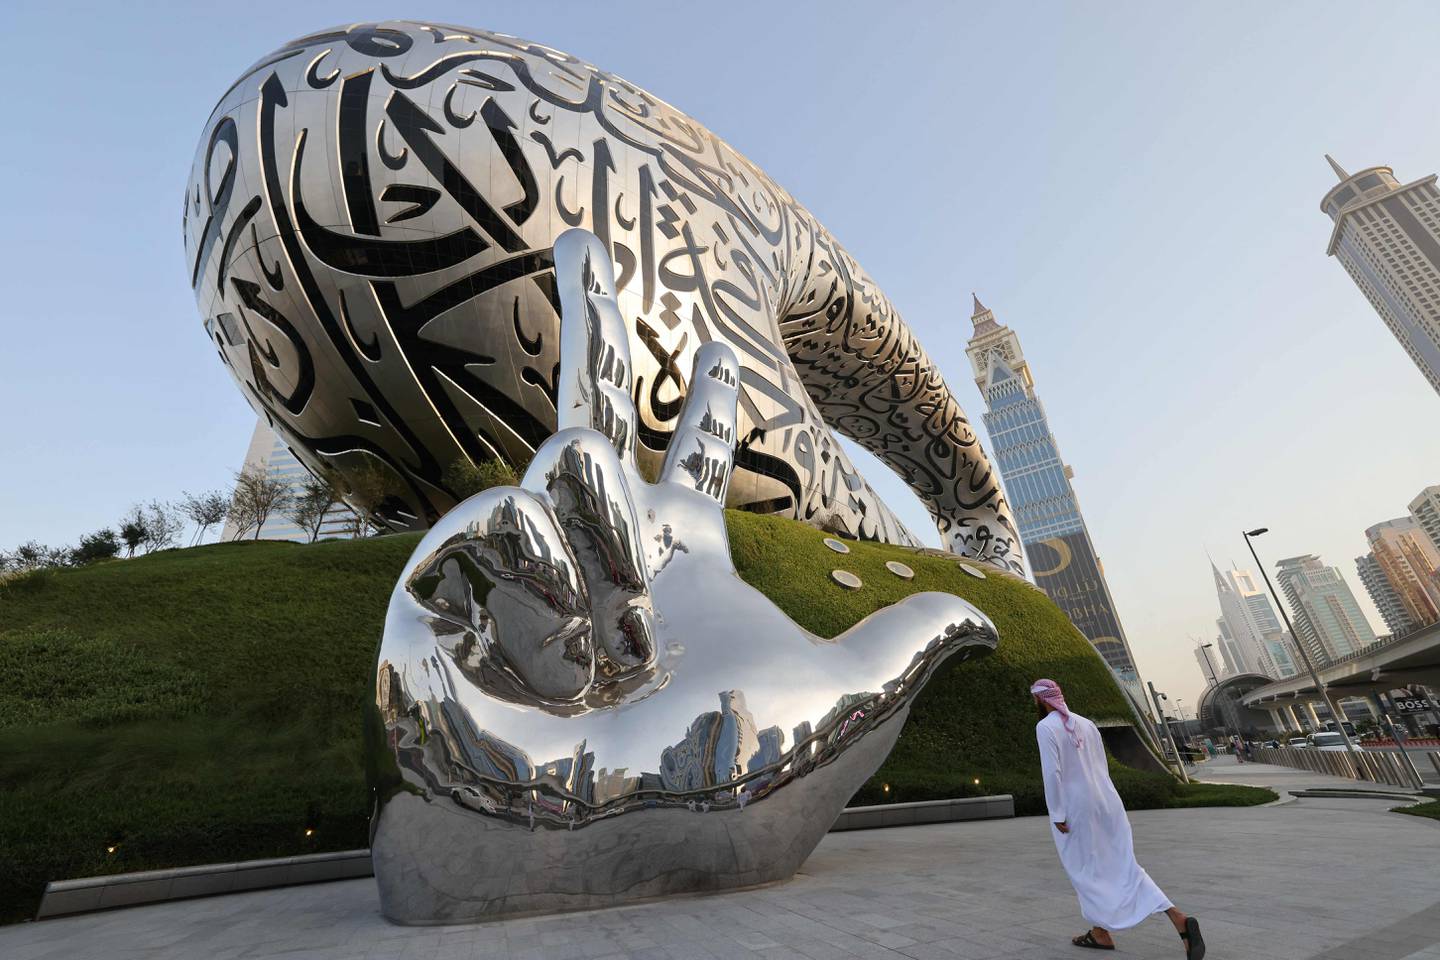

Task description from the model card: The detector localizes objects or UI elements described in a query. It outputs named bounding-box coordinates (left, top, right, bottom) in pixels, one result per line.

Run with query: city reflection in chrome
left=370, top=230, right=999, bottom=924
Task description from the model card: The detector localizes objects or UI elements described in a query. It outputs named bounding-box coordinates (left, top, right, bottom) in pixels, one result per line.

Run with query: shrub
left=443, top=456, right=524, bottom=500
left=71, top=529, right=121, bottom=565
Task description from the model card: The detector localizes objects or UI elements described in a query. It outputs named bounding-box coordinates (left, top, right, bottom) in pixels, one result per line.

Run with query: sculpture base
left=371, top=714, right=904, bottom=924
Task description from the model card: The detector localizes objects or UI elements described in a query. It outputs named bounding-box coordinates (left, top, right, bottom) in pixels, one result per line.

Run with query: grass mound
left=0, top=537, right=406, bottom=924
left=0, top=512, right=1265, bottom=923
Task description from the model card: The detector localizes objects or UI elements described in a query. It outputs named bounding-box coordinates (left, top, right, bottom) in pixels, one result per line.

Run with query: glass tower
left=1274, top=554, right=1378, bottom=665
left=963, top=296, right=1143, bottom=695
left=1212, top=563, right=1299, bottom=679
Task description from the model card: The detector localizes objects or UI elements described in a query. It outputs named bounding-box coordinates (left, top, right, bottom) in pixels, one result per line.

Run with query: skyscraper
left=1356, top=551, right=1416, bottom=636
left=1365, top=517, right=1440, bottom=630
left=220, top=419, right=358, bottom=542
left=1274, top=554, right=1378, bottom=664
left=963, top=296, right=1143, bottom=695
left=1409, top=485, right=1440, bottom=555
left=1211, top=563, right=1299, bottom=679
left=1321, top=155, right=1440, bottom=397
left=1213, top=619, right=1245, bottom=677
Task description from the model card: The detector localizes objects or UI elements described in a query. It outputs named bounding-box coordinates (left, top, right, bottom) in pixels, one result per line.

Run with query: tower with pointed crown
left=963, top=298, right=1144, bottom=696
left=1210, top=561, right=1299, bottom=680
left=965, top=294, right=1033, bottom=393
left=1321, top=154, right=1440, bottom=397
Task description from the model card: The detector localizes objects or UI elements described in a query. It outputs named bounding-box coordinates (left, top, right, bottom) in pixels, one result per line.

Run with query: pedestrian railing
left=1249, top=746, right=1433, bottom=789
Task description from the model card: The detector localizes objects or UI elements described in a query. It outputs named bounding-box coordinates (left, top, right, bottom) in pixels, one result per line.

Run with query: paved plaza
left=3, top=758, right=1436, bottom=960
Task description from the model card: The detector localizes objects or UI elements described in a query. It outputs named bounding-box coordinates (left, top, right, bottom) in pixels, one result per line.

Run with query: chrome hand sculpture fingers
left=552, top=228, right=637, bottom=466
left=660, top=342, right=741, bottom=506
left=526, top=428, right=656, bottom=677
left=402, top=488, right=596, bottom=704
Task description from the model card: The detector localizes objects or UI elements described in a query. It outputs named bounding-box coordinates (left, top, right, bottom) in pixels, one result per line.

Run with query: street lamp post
left=1147, top=681, right=1191, bottom=783
left=1199, top=642, right=1220, bottom=686
left=1242, top=527, right=1368, bottom=779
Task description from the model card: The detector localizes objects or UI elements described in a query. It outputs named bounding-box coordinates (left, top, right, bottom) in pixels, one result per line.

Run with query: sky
left=3, top=0, right=1440, bottom=711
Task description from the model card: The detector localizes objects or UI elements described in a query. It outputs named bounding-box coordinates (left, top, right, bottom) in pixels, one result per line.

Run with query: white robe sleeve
left=1037, top=720, right=1066, bottom=823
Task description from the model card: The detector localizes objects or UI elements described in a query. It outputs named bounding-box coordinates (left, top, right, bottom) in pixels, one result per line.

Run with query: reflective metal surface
left=370, top=229, right=999, bottom=923
left=185, top=20, right=1022, bottom=573
left=823, top=538, right=851, bottom=555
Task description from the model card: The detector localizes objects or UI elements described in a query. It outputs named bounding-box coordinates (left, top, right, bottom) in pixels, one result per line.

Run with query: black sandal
left=1180, top=916, right=1206, bottom=960
left=1072, top=930, right=1115, bottom=950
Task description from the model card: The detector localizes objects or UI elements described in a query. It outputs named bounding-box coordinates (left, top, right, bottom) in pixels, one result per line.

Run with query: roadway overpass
left=1239, top=618, right=1440, bottom=730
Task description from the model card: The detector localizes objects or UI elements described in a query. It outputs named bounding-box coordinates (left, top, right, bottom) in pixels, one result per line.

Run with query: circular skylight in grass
left=885, top=561, right=915, bottom=580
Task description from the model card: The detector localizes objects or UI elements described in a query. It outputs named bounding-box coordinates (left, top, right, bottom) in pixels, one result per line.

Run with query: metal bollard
left=1394, top=746, right=1426, bottom=790
left=1397, top=750, right=1424, bottom=789
left=1330, top=753, right=1348, bottom=779
left=1343, top=752, right=1361, bottom=781
left=1429, top=751, right=1440, bottom=778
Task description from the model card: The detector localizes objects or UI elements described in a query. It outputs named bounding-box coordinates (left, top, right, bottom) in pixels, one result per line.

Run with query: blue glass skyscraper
left=964, top=296, right=1143, bottom=692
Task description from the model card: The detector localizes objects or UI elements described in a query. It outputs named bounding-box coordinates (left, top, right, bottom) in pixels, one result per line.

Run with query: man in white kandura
left=1032, top=678, right=1206, bottom=958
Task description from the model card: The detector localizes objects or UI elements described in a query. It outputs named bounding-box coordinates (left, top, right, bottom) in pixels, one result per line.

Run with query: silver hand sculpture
left=371, top=229, right=999, bottom=923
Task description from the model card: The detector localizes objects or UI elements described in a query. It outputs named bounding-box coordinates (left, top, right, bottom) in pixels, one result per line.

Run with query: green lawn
left=0, top=512, right=1268, bottom=922
left=1393, top=799, right=1440, bottom=820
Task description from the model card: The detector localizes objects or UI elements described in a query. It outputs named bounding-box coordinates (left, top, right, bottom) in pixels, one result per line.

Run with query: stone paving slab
left=2, top=763, right=1435, bottom=959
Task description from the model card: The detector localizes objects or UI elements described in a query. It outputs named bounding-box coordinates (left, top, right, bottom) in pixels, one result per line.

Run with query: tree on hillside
left=118, top=508, right=148, bottom=557
left=70, top=529, right=120, bottom=565
left=180, top=490, right=230, bottom=545
left=140, top=501, right=183, bottom=553
left=228, top=467, right=291, bottom=540
left=342, top=464, right=399, bottom=538
left=2, top=540, right=66, bottom=572
left=287, top=473, right=344, bottom=543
